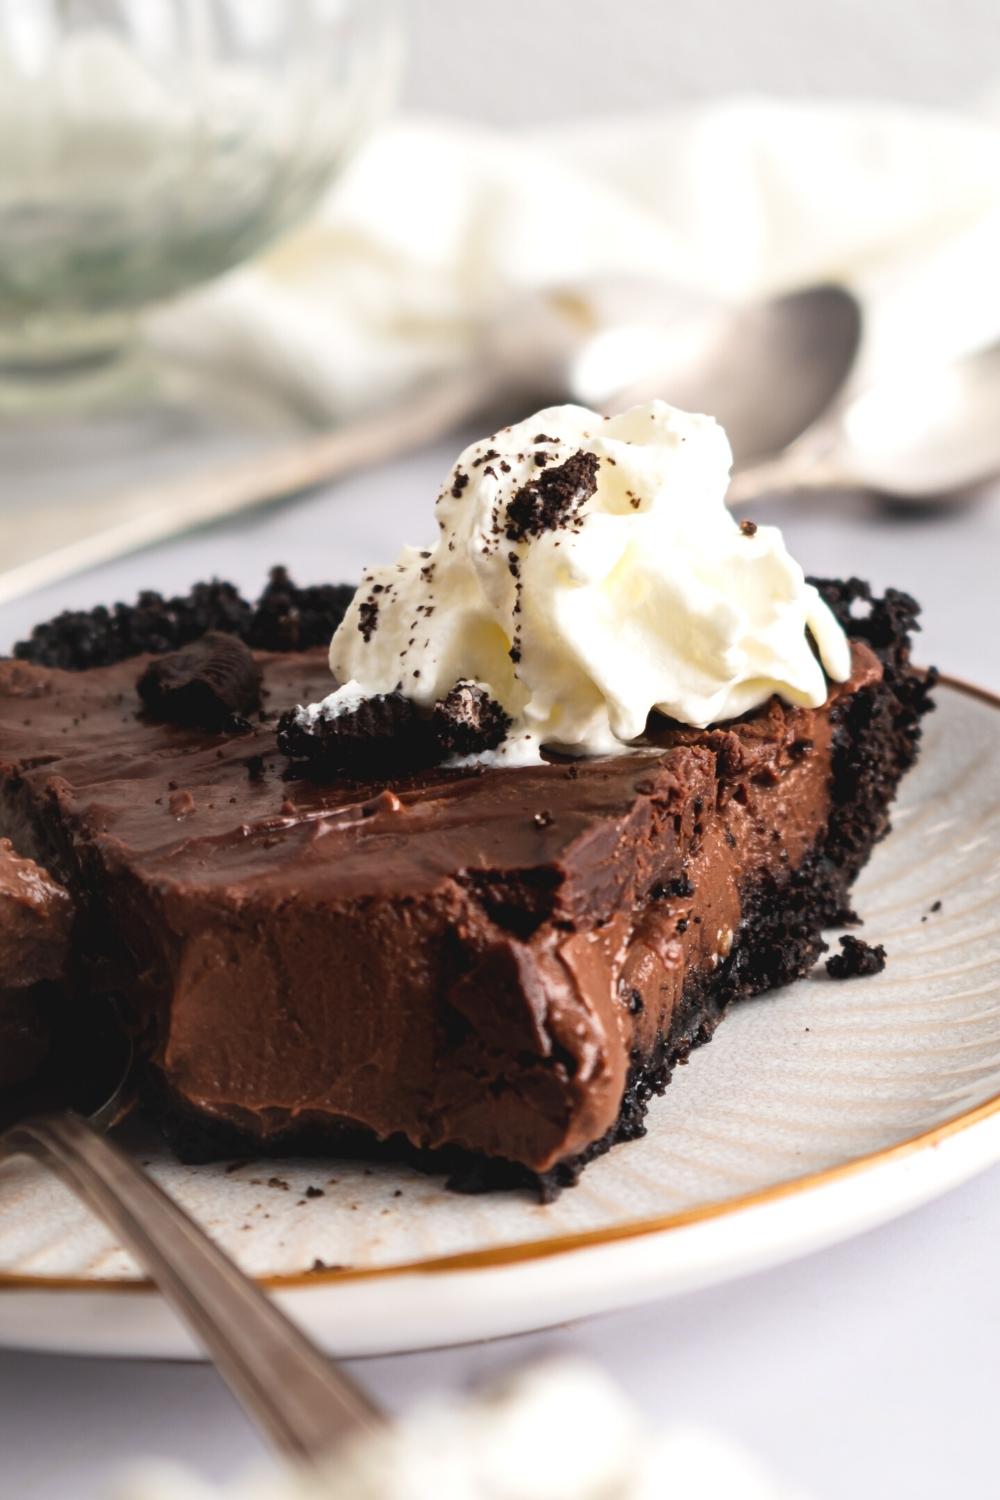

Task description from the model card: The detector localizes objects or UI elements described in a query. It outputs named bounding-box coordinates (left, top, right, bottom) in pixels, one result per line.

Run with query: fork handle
left=1, top=1112, right=382, bottom=1463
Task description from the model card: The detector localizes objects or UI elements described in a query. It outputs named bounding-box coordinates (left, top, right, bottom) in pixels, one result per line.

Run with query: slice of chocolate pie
left=0, top=402, right=934, bottom=1194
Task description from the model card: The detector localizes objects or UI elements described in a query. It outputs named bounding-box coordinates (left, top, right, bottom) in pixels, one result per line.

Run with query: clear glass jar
left=0, top=0, right=400, bottom=376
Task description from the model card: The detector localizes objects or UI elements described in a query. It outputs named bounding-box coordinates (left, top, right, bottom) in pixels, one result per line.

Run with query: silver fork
left=1, top=1108, right=383, bottom=1464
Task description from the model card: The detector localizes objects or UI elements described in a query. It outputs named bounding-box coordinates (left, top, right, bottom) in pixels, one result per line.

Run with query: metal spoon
left=597, top=282, right=861, bottom=465
left=0, top=998, right=382, bottom=1465
left=728, top=340, right=1000, bottom=507
left=0, top=282, right=861, bottom=606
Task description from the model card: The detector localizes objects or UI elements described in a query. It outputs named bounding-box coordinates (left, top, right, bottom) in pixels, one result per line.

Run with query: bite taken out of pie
left=0, top=402, right=934, bottom=1195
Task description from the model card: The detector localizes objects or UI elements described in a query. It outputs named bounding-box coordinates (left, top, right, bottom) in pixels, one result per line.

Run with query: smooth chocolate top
left=0, top=648, right=875, bottom=913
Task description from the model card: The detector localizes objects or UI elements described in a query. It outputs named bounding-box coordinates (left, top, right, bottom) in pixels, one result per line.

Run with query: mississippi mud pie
left=0, top=403, right=933, bottom=1194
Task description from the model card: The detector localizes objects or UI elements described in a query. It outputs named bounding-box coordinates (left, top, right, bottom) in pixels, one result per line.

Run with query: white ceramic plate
left=1, top=677, right=998, bottom=1359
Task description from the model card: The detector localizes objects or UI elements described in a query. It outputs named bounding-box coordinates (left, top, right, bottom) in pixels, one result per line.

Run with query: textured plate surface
left=1, top=678, right=998, bottom=1357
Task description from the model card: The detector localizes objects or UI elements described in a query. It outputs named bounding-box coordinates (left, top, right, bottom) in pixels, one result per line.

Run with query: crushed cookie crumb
left=433, top=681, right=510, bottom=756
left=505, top=450, right=600, bottom=543
left=825, top=935, right=887, bottom=979
left=168, top=788, right=195, bottom=818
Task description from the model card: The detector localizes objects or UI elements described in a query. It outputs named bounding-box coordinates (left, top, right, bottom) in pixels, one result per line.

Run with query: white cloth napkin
left=150, top=97, right=1000, bottom=423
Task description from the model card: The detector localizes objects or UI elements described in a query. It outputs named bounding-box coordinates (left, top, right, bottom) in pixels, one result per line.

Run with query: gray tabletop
left=2, top=442, right=998, bottom=1499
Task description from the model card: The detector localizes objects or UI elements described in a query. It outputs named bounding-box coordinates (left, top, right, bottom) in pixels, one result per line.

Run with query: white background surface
left=404, top=0, right=1000, bottom=120
left=3, top=2, right=1000, bottom=1492
left=0, top=1165, right=999, bottom=1500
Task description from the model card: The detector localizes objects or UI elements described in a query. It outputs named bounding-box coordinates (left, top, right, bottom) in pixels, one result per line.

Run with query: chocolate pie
left=0, top=572, right=933, bottom=1195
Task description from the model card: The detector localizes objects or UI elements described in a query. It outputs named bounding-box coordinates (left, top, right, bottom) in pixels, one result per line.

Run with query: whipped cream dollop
left=115, top=1360, right=800, bottom=1500
left=327, top=400, right=850, bottom=763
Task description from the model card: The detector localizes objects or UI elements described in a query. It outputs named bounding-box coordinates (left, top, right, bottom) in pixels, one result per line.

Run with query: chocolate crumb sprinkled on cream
left=357, top=599, right=379, bottom=643
left=505, top=450, right=600, bottom=543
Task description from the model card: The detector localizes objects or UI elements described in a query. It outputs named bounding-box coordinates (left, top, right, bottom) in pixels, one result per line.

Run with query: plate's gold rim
left=1, top=671, right=996, bottom=1298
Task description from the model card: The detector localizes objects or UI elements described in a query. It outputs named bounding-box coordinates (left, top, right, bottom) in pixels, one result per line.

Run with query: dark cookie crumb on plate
left=825, top=935, right=887, bottom=979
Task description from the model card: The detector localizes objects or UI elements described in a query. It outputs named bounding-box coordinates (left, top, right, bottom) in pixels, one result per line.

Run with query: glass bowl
left=0, top=0, right=400, bottom=379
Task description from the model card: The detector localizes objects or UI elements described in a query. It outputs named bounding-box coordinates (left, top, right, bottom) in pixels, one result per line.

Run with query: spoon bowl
left=839, top=342, right=1000, bottom=498
left=601, top=284, right=862, bottom=465
left=729, top=336, right=1000, bottom=507
left=482, top=279, right=862, bottom=468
